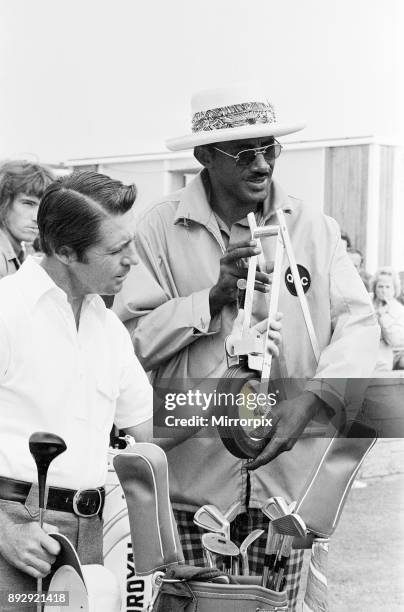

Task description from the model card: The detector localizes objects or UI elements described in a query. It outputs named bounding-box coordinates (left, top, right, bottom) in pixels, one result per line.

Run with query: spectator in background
left=340, top=230, right=352, bottom=250
left=372, top=267, right=404, bottom=370
left=0, top=160, right=54, bottom=279
left=347, top=247, right=372, bottom=291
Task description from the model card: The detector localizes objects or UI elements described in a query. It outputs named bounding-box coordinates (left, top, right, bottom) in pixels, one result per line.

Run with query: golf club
left=201, top=532, right=239, bottom=575
left=239, top=528, right=264, bottom=576
left=194, top=504, right=230, bottom=539
left=29, top=432, right=67, bottom=612
left=270, top=512, right=306, bottom=537
left=269, top=535, right=294, bottom=591
left=269, top=512, right=306, bottom=591
left=261, top=496, right=289, bottom=587
left=224, top=501, right=242, bottom=523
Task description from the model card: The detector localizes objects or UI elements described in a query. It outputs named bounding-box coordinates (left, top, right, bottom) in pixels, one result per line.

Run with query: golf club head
left=272, top=497, right=291, bottom=516
left=271, top=513, right=307, bottom=537
left=239, top=529, right=265, bottom=556
left=29, top=432, right=67, bottom=509
left=194, top=505, right=230, bottom=539
left=239, top=528, right=264, bottom=576
left=201, top=533, right=239, bottom=557
left=261, top=497, right=288, bottom=522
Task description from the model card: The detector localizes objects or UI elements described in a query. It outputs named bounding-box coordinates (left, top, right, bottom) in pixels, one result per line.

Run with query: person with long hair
left=0, top=160, right=54, bottom=278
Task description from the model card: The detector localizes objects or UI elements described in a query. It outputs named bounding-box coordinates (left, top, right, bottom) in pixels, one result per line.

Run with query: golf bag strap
left=276, top=209, right=321, bottom=362
left=113, top=443, right=184, bottom=575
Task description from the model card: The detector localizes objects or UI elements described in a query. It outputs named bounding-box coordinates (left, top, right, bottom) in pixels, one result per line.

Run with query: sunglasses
left=213, top=141, right=282, bottom=168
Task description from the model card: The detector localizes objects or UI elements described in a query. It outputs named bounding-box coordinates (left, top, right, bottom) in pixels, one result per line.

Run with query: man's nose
left=123, top=243, right=138, bottom=266
left=250, top=152, right=271, bottom=172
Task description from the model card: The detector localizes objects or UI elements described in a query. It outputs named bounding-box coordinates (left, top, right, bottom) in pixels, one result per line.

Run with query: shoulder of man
left=285, top=193, right=340, bottom=236
left=0, top=273, right=27, bottom=351
left=0, top=272, right=20, bottom=303
left=135, top=187, right=184, bottom=234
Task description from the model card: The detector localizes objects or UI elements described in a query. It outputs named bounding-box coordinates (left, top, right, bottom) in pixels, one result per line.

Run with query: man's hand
left=209, top=240, right=272, bottom=318
left=0, top=518, right=61, bottom=579
left=226, top=310, right=282, bottom=358
left=246, top=391, right=324, bottom=470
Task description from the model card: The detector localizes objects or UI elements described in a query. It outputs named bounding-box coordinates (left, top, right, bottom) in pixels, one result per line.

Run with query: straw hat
left=166, top=82, right=306, bottom=151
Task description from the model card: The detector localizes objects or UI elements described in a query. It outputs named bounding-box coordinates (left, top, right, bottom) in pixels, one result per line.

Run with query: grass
left=297, top=473, right=404, bottom=611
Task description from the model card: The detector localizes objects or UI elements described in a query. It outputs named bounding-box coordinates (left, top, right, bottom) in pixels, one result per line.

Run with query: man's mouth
left=246, top=175, right=268, bottom=182
left=116, top=269, right=130, bottom=280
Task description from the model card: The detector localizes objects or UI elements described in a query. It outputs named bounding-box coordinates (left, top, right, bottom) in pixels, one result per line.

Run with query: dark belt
left=0, top=476, right=105, bottom=518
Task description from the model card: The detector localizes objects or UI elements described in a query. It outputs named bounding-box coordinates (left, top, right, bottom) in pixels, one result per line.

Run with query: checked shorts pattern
left=173, top=507, right=304, bottom=611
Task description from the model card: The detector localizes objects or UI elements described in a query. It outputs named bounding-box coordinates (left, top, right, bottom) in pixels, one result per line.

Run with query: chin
left=243, top=185, right=270, bottom=203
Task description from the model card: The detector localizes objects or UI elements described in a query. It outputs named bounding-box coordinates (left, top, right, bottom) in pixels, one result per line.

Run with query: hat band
left=192, top=101, right=277, bottom=133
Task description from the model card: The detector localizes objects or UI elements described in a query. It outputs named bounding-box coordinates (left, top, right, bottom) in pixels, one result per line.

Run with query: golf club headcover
left=295, top=420, right=377, bottom=537
left=113, top=443, right=184, bottom=575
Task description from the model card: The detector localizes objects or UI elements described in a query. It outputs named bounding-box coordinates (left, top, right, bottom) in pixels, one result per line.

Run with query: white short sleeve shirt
left=0, top=257, right=152, bottom=488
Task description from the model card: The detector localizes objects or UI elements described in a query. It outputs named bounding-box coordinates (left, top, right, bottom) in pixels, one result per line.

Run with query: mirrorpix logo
left=285, top=264, right=311, bottom=296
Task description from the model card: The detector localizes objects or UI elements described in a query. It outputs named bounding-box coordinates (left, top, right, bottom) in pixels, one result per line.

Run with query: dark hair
left=340, top=231, right=352, bottom=249
left=37, top=171, right=137, bottom=261
left=0, top=160, right=54, bottom=225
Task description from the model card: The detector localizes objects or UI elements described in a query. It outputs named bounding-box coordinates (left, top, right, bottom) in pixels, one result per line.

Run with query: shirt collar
left=174, top=170, right=295, bottom=229
left=16, top=256, right=106, bottom=317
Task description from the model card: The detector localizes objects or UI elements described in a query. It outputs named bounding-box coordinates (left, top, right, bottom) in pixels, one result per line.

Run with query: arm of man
left=120, top=315, right=282, bottom=452
left=247, top=228, right=380, bottom=470
left=115, top=222, right=270, bottom=371
left=0, top=317, right=61, bottom=578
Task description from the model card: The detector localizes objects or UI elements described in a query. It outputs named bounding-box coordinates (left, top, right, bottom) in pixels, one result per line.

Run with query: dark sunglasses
left=213, top=141, right=282, bottom=167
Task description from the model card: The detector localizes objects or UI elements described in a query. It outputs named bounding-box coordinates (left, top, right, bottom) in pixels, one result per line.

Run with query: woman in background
left=0, top=160, right=54, bottom=278
left=372, top=267, right=404, bottom=370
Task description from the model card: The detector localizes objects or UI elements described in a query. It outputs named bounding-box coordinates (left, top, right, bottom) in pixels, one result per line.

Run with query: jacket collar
left=174, top=170, right=295, bottom=229
left=0, top=228, right=20, bottom=262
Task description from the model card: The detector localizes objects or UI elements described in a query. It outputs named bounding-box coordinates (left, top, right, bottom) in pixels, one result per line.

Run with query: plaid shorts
left=173, top=507, right=304, bottom=610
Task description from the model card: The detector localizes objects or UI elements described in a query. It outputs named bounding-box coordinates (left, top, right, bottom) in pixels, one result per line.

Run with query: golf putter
left=239, top=529, right=264, bottom=576
left=29, top=432, right=67, bottom=612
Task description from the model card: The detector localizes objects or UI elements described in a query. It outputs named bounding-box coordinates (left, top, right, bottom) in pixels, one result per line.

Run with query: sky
left=0, top=0, right=402, bottom=163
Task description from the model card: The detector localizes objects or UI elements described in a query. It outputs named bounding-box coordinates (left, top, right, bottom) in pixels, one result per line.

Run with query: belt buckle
left=72, top=488, right=102, bottom=518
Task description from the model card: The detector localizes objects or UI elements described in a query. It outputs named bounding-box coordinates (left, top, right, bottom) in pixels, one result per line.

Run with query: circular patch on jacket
left=285, top=265, right=311, bottom=296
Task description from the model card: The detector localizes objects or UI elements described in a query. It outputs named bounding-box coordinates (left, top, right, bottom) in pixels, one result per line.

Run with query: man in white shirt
left=0, top=171, right=153, bottom=598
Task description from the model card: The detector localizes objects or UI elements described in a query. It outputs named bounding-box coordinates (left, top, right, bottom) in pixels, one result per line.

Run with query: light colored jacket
left=115, top=172, right=379, bottom=512
left=0, top=229, right=21, bottom=279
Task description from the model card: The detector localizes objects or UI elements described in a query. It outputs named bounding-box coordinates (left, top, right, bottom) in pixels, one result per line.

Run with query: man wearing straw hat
left=115, top=83, right=379, bottom=608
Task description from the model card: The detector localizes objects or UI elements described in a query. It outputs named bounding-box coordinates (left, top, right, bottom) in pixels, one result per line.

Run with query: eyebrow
left=20, top=197, right=39, bottom=203
left=107, top=236, right=134, bottom=251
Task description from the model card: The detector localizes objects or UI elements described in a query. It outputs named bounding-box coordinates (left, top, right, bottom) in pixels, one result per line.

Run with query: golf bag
left=113, top=443, right=288, bottom=612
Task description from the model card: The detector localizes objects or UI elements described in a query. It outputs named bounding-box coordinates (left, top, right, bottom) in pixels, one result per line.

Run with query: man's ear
left=194, top=145, right=215, bottom=168
left=54, top=245, right=78, bottom=265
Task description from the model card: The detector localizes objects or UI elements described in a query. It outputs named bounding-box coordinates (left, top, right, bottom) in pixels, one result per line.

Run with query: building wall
left=74, top=139, right=404, bottom=273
